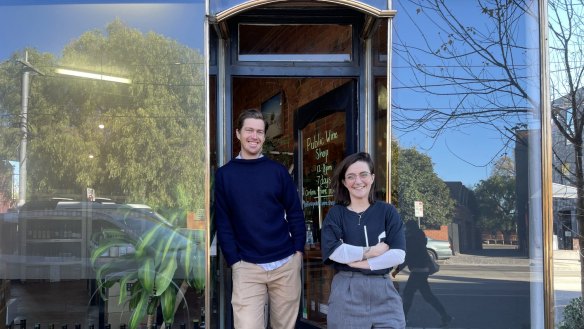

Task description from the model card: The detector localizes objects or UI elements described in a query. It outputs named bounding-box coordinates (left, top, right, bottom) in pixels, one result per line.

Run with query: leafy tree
left=0, top=20, right=207, bottom=328
left=395, top=147, right=455, bottom=228
left=474, top=156, right=516, bottom=235
left=0, top=161, right=14, bottom=207
left=0, top=19, right=206, bottom=212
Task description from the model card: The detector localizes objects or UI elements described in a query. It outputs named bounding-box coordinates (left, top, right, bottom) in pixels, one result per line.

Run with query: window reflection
left=391, top=0, right=542, bottom=328
left=0, top=2, right=207, bottom=328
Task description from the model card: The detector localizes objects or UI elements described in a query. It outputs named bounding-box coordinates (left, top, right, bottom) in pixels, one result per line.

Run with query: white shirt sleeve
left=367, top=249, right=406, bottom=271
left=329, top=243, right=364, bottom=264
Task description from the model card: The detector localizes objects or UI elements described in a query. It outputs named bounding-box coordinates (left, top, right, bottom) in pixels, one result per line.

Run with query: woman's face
left=342, top=160, right=375, bottom=202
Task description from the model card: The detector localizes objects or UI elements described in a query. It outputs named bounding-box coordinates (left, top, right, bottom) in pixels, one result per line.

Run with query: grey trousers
left=327, top=271, right=406, bottom=329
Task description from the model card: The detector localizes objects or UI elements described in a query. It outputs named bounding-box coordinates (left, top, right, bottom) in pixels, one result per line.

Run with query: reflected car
left=427, top=237, right=452, bottom=260
left=4, top=199, right=201, bottom=281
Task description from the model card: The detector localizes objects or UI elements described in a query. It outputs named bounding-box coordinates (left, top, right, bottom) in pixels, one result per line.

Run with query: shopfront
left=0, top=0, right=556, bottom=329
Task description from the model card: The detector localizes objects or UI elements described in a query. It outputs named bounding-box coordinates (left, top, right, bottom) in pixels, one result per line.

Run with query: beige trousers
left=231, top=252, right=302, bottom=329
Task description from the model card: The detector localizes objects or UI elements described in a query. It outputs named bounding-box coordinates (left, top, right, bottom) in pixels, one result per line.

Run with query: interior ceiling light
left=55, top=68, right=131, bottom=84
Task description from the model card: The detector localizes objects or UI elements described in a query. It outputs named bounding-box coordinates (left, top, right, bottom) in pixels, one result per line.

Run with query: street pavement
left=403, top=246, right=581, bottom=329
left=552, top=249, right=581, bottom=328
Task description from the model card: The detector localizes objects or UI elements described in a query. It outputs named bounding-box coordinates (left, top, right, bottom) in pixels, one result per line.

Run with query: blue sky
left=0, top=2, right=205, bottom=60
left=390, top=0, right=538, bottom=187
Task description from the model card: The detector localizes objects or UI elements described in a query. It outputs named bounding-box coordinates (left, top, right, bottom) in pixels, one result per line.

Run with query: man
left=214, top=109, right=306, bottom=329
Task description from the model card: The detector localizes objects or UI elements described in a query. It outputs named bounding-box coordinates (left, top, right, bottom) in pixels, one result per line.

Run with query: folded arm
left=350, top=248, right=405, bottom=270
left=329, top=242, right=389, bottom=264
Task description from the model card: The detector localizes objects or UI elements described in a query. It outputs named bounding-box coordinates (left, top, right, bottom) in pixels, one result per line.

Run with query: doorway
left=231, top=77, right=356, bottom=228
left=230, top=77, right=357, bottom=327
left=558, top=210, right=573, bottom=250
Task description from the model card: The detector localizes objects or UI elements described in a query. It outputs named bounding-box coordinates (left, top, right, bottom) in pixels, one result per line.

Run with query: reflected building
left=445, top=181, right=480, bottom=254
left=550, top=93, right=580, bottom=251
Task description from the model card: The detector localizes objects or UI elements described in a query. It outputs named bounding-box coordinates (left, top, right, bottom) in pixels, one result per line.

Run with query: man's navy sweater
left=214, top=156, right=306, bottom=266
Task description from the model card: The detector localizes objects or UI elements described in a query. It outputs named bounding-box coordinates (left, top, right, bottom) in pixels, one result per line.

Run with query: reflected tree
left=474, top=156, right=516, bottom=238
left=393, top=0, right=584, bottom=303
left=0, top=19, right=208, bottom=328
left=392, top=0, right=536, bottom=252
left=396, top=147, right=456, bottom=228
left=393, top=0, right=535, bottom=140
left=0, top=19, right=206, bottom=212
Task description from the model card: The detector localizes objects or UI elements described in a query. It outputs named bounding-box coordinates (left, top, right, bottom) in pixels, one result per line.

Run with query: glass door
left=294, top=80, right=356, bottom=327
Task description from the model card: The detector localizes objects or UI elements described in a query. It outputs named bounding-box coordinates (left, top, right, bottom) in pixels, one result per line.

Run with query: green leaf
left=160, top=229, right=179, bottom=262
left=193, top=250, right=205, bottom=292
left=182, top=230, right=194, bottom=280
left=128, top=283, right=144, bottom=309
left=118, top=273, right=138, bottom=306
left=135, top=224, right=166, bottom=258
left=153, top=257, right=177, bottom=296
left=160, top=284, right=176, bottom=323
left=138, top=258, right=156, bottom=294
left=128, top=293, right=149, bottom=329
left=90, top=237, right=134, bottom=265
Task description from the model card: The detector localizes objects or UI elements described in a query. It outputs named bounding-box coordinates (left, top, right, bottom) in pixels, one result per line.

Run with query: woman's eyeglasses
left=345, top=172, right=372, bottom=182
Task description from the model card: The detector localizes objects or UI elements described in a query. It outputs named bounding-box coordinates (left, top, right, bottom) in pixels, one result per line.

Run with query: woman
left=392, top=220, right=453, bottom=327
left=321, top=152, right=406, bottom=328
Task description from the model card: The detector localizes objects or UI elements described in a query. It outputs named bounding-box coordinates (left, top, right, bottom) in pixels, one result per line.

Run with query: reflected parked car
left=4, top=199, right=201, bottom=281
left=426, top=237, right=452, bottom=260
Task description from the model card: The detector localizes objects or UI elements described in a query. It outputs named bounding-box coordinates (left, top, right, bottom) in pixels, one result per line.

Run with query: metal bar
left=538, top=0, right=554, bottom=327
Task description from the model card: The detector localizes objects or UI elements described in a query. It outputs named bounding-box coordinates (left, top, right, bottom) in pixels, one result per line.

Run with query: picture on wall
left=261, top=92, right=283, bottom=139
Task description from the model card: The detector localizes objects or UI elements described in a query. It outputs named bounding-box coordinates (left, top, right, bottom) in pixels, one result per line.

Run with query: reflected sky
left=0, top=2, right=205, bottom=61
left=391, top=0, right=539, bottom=186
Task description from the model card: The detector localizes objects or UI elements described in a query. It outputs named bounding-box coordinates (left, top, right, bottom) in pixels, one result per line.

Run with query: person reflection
left=392, top=220, right=453, bottom=327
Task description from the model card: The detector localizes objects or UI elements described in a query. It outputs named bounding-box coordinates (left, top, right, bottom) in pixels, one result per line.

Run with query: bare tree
left=548, top=0, right=584, bottom=298
left=392, top=0, right=584, bottom=299
left=392, top=0, right=538, bottom=253
left=392, top=0, right=535, bottom=141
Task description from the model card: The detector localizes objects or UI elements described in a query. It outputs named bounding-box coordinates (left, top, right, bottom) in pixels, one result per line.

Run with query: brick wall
left=232, top=77, right=350, bottom=156
left=424, top=225, right=449, bottom=241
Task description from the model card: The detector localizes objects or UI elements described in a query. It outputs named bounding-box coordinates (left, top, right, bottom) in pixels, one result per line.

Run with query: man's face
left=236, top=118, right=265, bottom=159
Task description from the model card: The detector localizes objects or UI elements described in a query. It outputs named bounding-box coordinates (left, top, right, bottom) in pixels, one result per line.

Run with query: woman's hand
left=348, top=242, right=391, bottom=269
left=348, top=260, right=370, bottom=269
left=364, top=242, right=389, bottom=259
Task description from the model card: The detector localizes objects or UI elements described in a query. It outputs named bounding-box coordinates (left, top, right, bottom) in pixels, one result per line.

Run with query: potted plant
left=90, top=209, right=205, bottom=329
left=559, top=297, right=584, bottom=329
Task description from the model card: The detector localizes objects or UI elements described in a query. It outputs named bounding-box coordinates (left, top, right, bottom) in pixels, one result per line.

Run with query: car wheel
left=427, top=249, right=438, bottom=261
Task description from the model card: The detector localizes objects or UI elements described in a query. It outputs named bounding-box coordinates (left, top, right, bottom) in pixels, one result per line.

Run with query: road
left=393, top=248, right=581, bottom=329
left=394, top=264, right=530, bottom=328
